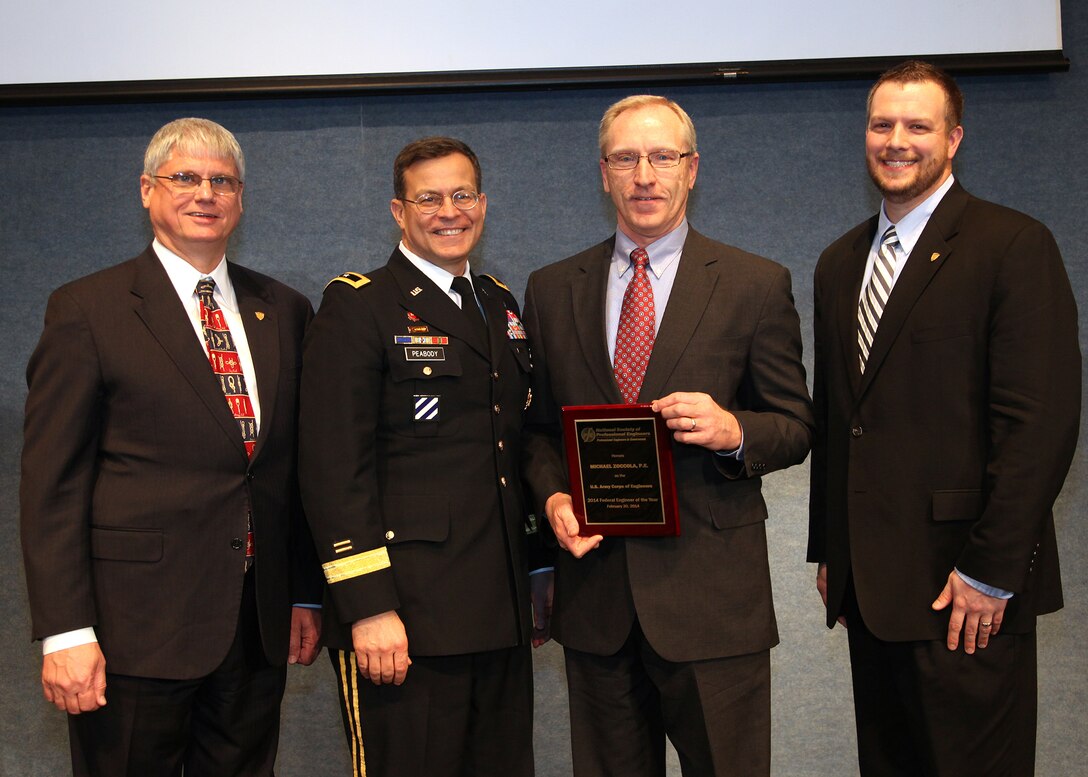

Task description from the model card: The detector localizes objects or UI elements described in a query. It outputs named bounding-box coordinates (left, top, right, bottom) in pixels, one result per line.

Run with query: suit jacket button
left=493, top=404, right=501, bottom=414
left=231, top=538, right=244, bottom=550
left=500, top=476, right=508, bottom=487
left=850, top=426, right=864, bottom=437
left=497, top=440, right=505, bottom=451
left=385, top=530, right=395, bottom=541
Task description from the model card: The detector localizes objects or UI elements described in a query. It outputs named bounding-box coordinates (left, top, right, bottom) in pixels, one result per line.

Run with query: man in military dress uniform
left=299, top=137, right=549, bottom=777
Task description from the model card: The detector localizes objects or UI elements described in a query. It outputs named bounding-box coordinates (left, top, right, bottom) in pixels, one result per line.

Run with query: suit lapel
left=231, top=265, right=279, bottom=461
left=639, top=229, right=718, bottom=402
left=387, top=250, right=490, bottom=358
left=856, top=183, right=968, bottom=398
left=129, top=248, right=249, bottom=459
left=571, top=240, right=622, bottom=402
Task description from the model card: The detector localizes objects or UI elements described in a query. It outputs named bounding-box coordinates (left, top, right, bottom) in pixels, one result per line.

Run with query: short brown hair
left=393, top=137, right=482, bottom=199
left=867, top=60, right=964, bottom=130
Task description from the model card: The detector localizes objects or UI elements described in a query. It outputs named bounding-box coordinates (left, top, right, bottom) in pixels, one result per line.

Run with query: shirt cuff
left=43, top=628, right=98, bottom=655
left=955, top=568, right=1014, bottom=600
left=714, top=426, right=745, bottom=460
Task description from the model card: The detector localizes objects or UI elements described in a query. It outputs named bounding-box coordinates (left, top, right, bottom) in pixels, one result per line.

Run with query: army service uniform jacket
left=299, top=249, right=536, bottom=655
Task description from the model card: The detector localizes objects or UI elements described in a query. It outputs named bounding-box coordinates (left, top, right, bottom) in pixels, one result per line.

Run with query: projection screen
left=0, top=0, right=1066, bottom=100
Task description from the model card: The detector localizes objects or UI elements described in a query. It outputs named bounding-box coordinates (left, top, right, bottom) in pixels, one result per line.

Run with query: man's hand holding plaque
left=545, top=493, right=604, bottom=557
left=652, top=392, right=743, bottom=452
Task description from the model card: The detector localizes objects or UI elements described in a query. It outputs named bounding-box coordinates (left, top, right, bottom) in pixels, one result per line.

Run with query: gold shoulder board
left=325, top=272, right=371, bottom=291
left=479, top=273, right=510, bottom=292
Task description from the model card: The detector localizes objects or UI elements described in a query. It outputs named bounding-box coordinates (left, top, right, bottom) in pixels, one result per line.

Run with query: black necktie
left=451, top=275, right=487, bottom=341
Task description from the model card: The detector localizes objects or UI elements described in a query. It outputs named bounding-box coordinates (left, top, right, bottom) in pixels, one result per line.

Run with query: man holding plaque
left=299, top=137, right=549, bottom=777
left=522, top=96, right=814, bottom=776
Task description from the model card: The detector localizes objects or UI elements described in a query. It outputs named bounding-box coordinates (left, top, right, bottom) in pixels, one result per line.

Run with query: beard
left=866, top=152, right=949, bottom=205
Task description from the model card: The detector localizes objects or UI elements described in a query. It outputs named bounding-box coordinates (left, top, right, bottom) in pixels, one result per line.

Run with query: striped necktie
left=857, top=226, right=900, bottom=373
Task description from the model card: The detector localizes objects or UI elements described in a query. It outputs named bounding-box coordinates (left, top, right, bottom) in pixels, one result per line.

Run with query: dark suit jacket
left=522, top=228, right=814, bottom=662
left=299, top=249, right=536, bottom=655
left=20, top=245, right=321, bottom=679
left=808, top=182, right=1080, bottom=642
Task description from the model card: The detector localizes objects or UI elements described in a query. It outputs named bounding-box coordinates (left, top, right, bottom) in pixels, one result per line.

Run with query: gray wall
left=2, top=6, right=1086, bottom=775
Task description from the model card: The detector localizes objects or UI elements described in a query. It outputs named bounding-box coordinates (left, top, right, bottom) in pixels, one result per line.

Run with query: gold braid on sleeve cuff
left=322, top=547, right=391, bottom=584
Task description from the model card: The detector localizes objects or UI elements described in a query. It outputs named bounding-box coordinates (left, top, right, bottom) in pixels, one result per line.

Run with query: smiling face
left=865, top=79, right=963, bottom=222
left=390, top=152, right=486, bottom=276
left=600, top=103, right=699, bottom=248
left=140, top=150, right=243, bottom=273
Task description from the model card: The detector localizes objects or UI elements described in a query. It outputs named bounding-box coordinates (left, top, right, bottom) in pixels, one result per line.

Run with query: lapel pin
left=930, top=252, right=940, bottom=262
left=410, top=286, right=423, bottom=296
left=255, top=311, right=266, bottom=320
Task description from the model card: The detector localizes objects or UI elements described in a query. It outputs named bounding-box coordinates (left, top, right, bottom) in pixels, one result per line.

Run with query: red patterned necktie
left=196, top=277, right=256, bottom=564
left=613, top=247, right=655, bottom=404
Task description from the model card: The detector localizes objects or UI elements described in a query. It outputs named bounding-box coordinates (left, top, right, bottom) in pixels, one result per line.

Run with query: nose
left=632, top=155, right=657, bottom=186
left=887, top=123, right=909, bottom=149
left=436, top=194, right=459, bottom=217
left=194, top=177, right=217, bottom=200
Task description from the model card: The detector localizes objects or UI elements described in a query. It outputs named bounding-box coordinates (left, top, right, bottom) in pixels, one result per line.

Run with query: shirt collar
left=152, top=239, right=237, bottom=312
left=612, top=219, right=688, bottom=280
left=399, top=241, right=474, bottom=294
left=878, top=174, right=955, bottom=256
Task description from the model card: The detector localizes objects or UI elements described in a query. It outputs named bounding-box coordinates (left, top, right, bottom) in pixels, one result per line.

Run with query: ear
left=687, top=152, right=700, bottom=189
left=599, top=157, right=611, bottom=193
left=140, top=175, right=154, bottom=209
left=946, top=125, right=964, bottom=160
left=390, top=198, right=406, bottom=230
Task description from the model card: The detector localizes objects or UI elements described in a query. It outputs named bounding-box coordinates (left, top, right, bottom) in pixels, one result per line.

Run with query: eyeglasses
left=398, top=190, right=481, bottom=215
left=153, top=172, right=243, bottom=195
left=603, top=151, right=694, bottom=170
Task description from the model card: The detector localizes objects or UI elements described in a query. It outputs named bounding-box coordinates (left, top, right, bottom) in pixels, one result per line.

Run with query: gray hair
left=143, top=118, right=245, bottom=179
left=598, top=95, right=698, bottom=156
